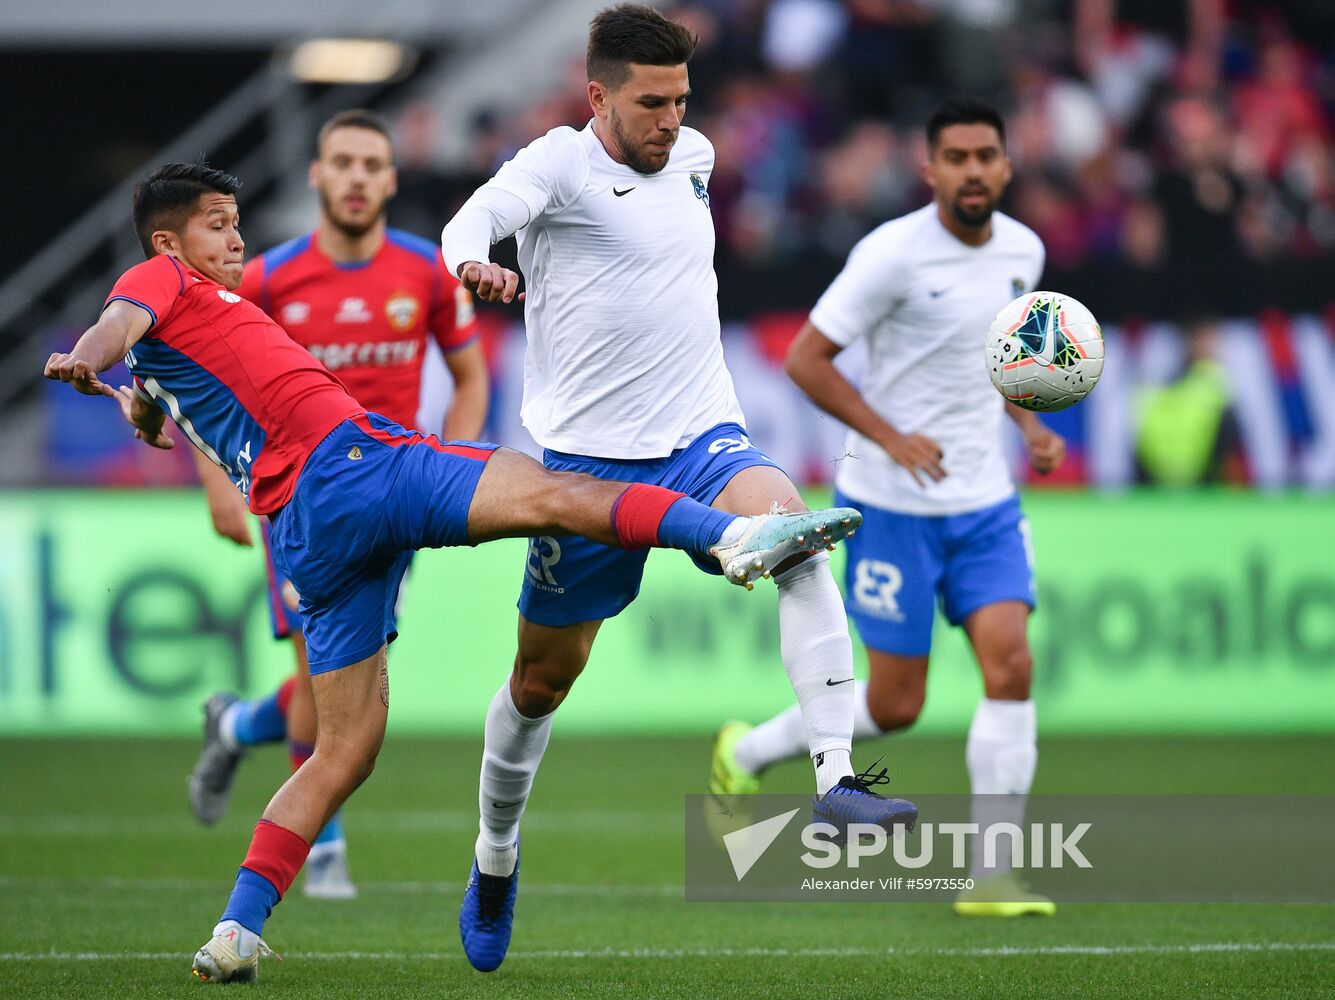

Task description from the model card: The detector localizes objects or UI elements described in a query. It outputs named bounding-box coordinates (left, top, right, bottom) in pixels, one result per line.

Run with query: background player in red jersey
left=44, top=161, right=860, bottom=983
left=186, top=111, right=490, bottom=900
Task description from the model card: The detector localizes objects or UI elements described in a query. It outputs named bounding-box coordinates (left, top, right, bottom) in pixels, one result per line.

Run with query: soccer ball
left=985, top=291, right=1104, bottom=412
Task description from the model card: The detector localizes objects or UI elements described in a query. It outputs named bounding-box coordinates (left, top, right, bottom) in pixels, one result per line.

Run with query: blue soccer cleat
left=459, top=845, right=519, bottom=972
left=812, top=758, right=918, bottom=839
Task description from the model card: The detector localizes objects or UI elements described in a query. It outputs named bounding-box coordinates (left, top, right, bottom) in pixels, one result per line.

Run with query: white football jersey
left=810, top=204, right=1045, bottom=516
left=442, top=122, right=743, bottom=458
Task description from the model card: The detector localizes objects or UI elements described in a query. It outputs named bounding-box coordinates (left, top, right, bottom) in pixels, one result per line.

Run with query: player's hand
left=43, top=353, right=113, bottom=396
left=458, top=261, right=524, bottom=304
left=1025, top=424, right=1065, bottom=474
left=207, top=500, right=253, bottom=547
left=110, top=385, right=175, bottom=450
left=883, top=431, right=945, bottom=486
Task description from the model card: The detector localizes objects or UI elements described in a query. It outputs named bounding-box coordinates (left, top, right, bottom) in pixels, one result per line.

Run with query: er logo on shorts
left=852, top=558, right=906, bottom=621
left=526, top=536, right=563, bottom=592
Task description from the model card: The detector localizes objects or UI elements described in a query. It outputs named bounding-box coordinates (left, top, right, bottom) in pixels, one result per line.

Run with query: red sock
left=288, top=739, right=314, bottom=773
left=240, top=819, right=310, bottom=898
left=275, top=676, right=298, bottom=718
left=611, top=484, right=686, bottom=549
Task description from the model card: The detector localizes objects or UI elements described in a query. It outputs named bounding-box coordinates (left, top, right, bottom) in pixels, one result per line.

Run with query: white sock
left=716, top=516, right=748, bottom=547
left=736, top=679, right=883, bottom=776
left=212, top=919, right=261, bottom=956
left=308, top=838, right=346, bottom=860
left=966, top=698, right=1037, bottom=877
left=218, top=702, right=241, bottom=752
left=772, top=552, right=856, bottom=794
left=476, top=682, right=552, bottom=876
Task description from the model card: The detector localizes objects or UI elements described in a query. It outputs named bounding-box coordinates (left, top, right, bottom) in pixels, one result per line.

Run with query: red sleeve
left=104, top=255, right=187, bottom=331
left=429, top=250, right=478, bottom=353
left=237, top=256, right=267, bottom=312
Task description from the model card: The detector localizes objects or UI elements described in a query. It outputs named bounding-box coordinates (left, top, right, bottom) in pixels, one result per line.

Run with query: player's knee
left=984, top=645, right=1033, bottom=700
left=532, top=468, right=588, bottom=524
left=867, top=691, right=924, bottom=733
left=512, top=652, right=584, bottom=716
left=317, top=726, right=384, bottom=789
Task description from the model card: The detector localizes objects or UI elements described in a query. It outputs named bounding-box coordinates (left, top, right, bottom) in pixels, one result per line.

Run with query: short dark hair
left=587, top=3, right=697, bottom=90
left=316, top=108, right=393, bottom=157
left=926, top=97, right=1006, bottom=150
left=131, top=161, right=241, bottom=258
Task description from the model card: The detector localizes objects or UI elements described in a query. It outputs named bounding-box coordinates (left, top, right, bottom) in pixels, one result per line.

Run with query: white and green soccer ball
left=985, top=291, right=1105, bottom=412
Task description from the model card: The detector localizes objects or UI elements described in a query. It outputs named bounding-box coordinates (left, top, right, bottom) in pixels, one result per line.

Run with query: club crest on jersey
left=690, top=173, right=710, bottom=208
left=281, top=301, right=310, bottom=325
left=1011, top=276, right=1026, bottom=296
left=385, top=294, right=421, bottom=332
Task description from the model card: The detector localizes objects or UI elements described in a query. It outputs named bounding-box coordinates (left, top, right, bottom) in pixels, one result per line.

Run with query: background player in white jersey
left=441, top=3, right=914, bottom=972
left=711, top=97, right=1066, bottom=917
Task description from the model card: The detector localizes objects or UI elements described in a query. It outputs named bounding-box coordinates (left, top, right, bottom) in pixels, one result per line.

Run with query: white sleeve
left=808, top=230, right=909, bottom=347
left=441, top=128, right=589, bottom=276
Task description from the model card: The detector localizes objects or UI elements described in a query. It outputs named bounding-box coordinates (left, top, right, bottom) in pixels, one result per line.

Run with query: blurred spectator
left=427, top=0, right=1335, bottom=306
left=1134, top=320, right=1242, bottom=486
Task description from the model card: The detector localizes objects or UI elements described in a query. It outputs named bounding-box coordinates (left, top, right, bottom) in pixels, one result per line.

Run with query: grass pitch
left=2, top=733, right=1333, bottom=998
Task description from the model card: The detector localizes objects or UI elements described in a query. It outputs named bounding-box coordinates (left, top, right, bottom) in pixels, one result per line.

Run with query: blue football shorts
left=260, top=515, right=413, bottom=643
left=518, top=422, right=785, bottom=627
left=268, top=412, right=496, bottom=674
left=259, top=516, right=304, bottom=640
left=835, top=490, right=1036, bottom=657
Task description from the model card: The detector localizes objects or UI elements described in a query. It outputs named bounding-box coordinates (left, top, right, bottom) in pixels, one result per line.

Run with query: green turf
left=2, top=734, right=1333, bottom=998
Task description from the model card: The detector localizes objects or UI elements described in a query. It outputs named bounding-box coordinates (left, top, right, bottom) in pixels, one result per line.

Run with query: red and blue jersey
left=107, top=254, right=365, bottom=515
left=236, top=228, right=476, bottom=427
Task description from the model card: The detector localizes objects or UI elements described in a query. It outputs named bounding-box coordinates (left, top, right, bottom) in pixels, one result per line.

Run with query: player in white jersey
left=441, top=4, right=915, bottom=972
left=711, top=98, right=1066, bottom=917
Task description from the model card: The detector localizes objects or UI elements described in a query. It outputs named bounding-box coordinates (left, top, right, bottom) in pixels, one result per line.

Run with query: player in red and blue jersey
left=185, top=111, right=489, bottom=901
left=44, top=161, right=863, bottom=984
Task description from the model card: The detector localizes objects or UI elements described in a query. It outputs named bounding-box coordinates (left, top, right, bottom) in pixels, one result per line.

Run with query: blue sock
left=313, top=810, right=345, bottom=847
left=231, top=692, right=287, bottom=747
left=656, top=497, right=737, bottom=556
left=220, top=868, right=280, bottom=935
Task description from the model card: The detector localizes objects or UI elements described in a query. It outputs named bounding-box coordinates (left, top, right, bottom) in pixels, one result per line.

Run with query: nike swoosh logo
left=613, top=187, right=636, bottom=197
left=491, top=800, right=522, bottom=809
left=929, top=288, right=948, bottom=298
left=825, top=677, right=855, bottom=686
left=1038, top=299, right=1056, bottom=365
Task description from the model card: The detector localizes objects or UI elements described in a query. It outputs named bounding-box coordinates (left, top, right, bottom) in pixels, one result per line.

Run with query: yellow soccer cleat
left=710, top=721, right=760, bottom=797
left=953, top=872, right=1056, bottom=917
left=191, top=920, right=278, bottom=983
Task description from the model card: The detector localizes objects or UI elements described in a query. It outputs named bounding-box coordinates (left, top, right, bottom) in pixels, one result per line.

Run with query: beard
left=318, top=189, right=386, bottom=239
left=948, top=187, right=997, bottom=229
left=609, top=109, right=673, bottom=176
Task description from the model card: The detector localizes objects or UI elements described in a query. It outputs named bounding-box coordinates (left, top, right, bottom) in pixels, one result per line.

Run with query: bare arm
left=191, top=445, right=253, bottom=546
left=43, top=299, right=153, bottom=396
left=785, top=320, right=945, bottom=485
left=1005, top=401, right=1065, bottom=474
left=440, top=340, right=490, bottom=441
left=47, top=300, right=175, bottom=448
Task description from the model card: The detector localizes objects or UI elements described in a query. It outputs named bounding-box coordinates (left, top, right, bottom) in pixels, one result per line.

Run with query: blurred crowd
left=397, top=0, right=1335, bottom=277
